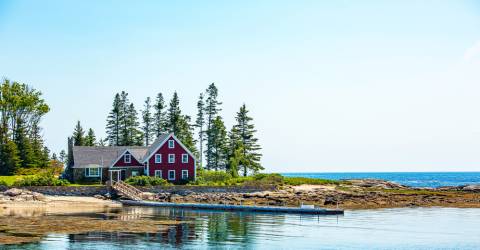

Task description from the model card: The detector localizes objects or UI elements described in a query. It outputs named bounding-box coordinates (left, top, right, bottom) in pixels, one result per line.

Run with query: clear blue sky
left=1, top=1, right=480, bottom=172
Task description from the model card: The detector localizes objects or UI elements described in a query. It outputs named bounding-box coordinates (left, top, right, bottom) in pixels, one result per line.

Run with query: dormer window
left=124, top=153, right=131, bottom=163
left=168, top=139, right=175, bottom=149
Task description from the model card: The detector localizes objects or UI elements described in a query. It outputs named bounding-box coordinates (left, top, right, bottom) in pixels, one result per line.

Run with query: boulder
left=462, top=185, right=480, bottom=192
left=4, top=188, right=26, bottom=197
left=94, top=194, right=105, bottom=200
left=140, top=192, right=156, bottom=200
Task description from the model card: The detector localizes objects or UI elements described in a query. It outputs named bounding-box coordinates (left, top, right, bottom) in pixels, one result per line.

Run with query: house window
left=155, top=154, right=162, bottom=163
left=155, top=170, right=162, bottom=178
left=182, top=154, right=188, bottom=163
left=168, top=139, right=175, bottom=148
left=85, top=167, right=100, bottom=177
left=168, top=170, right=175, bottom=180
left=182, top=170, right=188, bottom=180
left=168, top=154, right=175, bottom=163
left=132, top=170, right=138, bottom=177
left=124, top=154, right=131, bottom=163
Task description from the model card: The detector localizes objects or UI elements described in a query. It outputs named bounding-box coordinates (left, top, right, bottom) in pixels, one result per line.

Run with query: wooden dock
left=121, top=200, right=344, bottom=215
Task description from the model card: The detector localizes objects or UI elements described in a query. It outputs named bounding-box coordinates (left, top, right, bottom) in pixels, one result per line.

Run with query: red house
left=143, top=133, right=196, bottom=182
left=71, top=133, right=196, bottom=184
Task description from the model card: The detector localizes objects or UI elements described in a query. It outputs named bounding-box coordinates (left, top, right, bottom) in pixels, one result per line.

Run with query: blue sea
left=281, top=172, right=480, bottom=188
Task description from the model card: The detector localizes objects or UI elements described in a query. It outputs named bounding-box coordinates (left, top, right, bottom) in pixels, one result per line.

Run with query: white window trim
left=155, top=170, right=162, bottom=178
left=124, top=154, right=131, bottom=163
left=85, top=167, right=100, bottom=177
left=168, top=170, right=175, bottom=180
left=168, top=139, right=175, bottom=148
left=155, top=154, right=162, bottom=163
left=168, top=154, right=175, bottom=163
left=182, top=170, right=188, bottom=180
left=182, top=154, right=188, bottom=163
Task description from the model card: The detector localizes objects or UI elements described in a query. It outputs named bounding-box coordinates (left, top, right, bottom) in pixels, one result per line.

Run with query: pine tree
left=195, top=93, right=205, bottom=167
left=204, top=83, right=222, bottom=170
left=153, top=93, right=167, bottom=136
left=0, top=139, right=20, bottom=175
left=226, top=126, right=243, bottom=177
left=85, top=128, right=96, bottom=146
left=142, top=97, right=154, bottom=145
left=232, top=104, right=263, bottom=176
left=14, top=120, right=36, bottom=168
left=106, top=93, right=122, bottom=146
left=119, top=91, right=130, bottom=146
left=30, top=121, right=49, bottom=167
left=59, top=150, right=67, bottom=165
left=72, top=121, right=85, bottom=146
left=177, top=115, right=197, bottom=155
left=167, top=92, right=181, bottom=134
left=210, top=116, right=228, bottom=171
left=126, top=103, right=144, bottom=146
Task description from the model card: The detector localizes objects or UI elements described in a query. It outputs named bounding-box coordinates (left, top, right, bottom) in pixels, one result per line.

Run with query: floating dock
left=121, top=200, right=344, bottom=215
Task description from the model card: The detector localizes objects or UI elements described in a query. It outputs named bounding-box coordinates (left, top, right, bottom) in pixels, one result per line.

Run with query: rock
left=32, top=193, right=46, bottom=201
left=346, top=179, right=407, bottom=189
left=462, top=185, right=480, bottom=192
left=4, top=188, right=26, bottom=197
left=94, top=194, right=105, bottom=200
left=104, top=193, right=112, bottom=199
left=140, top=192, right=155, bottom=200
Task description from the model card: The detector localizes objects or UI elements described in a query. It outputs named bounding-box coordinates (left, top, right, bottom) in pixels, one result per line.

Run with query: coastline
left=0, top=179, right=479, bottom=211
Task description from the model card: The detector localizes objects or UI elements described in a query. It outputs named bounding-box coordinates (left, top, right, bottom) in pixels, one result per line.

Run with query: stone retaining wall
left=19, top=185, right=275, bottom=196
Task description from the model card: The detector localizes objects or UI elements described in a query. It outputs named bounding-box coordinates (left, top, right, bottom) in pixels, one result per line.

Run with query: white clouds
left=464, top=40, right=480, bottom=61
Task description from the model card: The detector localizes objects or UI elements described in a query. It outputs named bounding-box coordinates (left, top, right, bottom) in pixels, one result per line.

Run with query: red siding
left=147, top=136, right=195, bottom=182
left=112, top=151, right=143, bottom=167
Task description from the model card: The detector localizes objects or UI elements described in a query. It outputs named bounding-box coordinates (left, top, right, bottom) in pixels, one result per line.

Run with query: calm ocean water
left=7, top=206, right=480, bottom=250
left=281, top=172, right=480, bottom=188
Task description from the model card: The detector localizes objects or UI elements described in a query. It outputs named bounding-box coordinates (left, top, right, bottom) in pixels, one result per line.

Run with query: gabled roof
left=142, top=133, right=196, bottom=163
left=72, top=133, right=196, bottom=168
left=108, top=148, right=148, bottom=168
left=72, top=146, right=147, bottom=168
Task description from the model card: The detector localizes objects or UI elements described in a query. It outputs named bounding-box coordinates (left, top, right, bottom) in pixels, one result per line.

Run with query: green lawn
left=0, top=175, right=28, bottom=186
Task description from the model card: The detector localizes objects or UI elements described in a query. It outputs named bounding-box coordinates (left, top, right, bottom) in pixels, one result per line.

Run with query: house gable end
left=110, top=149, right=143, bottom=168
left=143, top=133, right=196, bottom=164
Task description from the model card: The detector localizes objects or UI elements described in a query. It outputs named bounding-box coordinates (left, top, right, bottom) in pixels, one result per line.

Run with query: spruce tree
left=0, top=139, right=20, bottom=175
left=195, top=93, right=205, bottom=167
left=14, top=120, right=36, bottom=168
left=72, top=121, right=85, bottom=146
left=153, top=93, right=167, bottom=136
left=232, top=104, right=263, bottom=176
left=30, top=121, right=49, bottom=167
left=119, top=91, right=130, bottom=146
left=177, top=115, right=197, bottom=155
left=126, top=103, right=143, bottom=146
left=204, top=83, right=222, bottom=170
left=106, top=93, right=122, bottom=146
left=85, top=128, right=96, bottom=146
left=167, top=92, right=181, bottom=134
left=142, top=97, right=154, bottom=145
left=210, top=116, right=228, bottom=171
left=59, top=150, right=67, bottom=165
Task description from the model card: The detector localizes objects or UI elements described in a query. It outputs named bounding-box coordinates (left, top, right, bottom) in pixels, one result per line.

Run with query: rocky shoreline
left=0, top=179, right=479, bottom=210
left=134, top=179, right=480, bottom=209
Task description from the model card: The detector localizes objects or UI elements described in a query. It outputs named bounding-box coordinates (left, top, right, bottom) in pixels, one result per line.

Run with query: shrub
left=0, top=180, right=8, bottom=187
left=125, top=176, right=169, bottom=186
left=283, top=177, right=339, bottom=186
left=196, top=170, right=232, bottom=184
left=13, top=171, right=70, bottom=186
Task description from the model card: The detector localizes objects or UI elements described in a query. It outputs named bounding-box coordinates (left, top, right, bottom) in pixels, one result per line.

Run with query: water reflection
left=1, top=207, right=479, bottom=249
